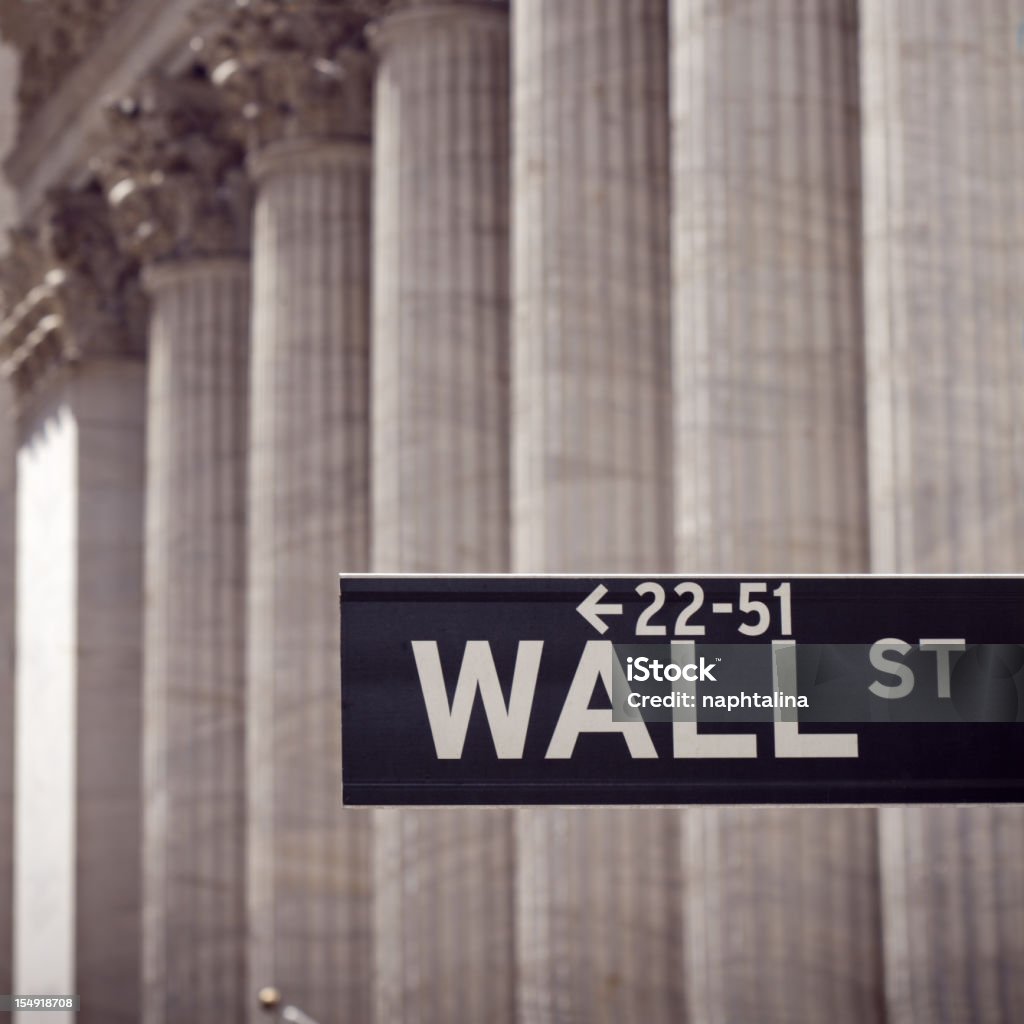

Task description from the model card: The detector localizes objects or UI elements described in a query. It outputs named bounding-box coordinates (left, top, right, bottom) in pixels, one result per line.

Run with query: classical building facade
left=0, top=2, right=1021, bottom=1023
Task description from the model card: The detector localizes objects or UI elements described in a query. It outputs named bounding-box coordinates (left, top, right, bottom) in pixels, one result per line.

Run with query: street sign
left=339, top=575, right=1024, bottom=806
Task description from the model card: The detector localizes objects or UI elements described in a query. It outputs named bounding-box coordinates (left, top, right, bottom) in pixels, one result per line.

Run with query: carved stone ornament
left=92, top=69, right=252, bottom=265
left=190, top=0, right=378, bottom=150
left=0, top=182, right=146, bottom=403
left=0, top=0, right=132, bottom=131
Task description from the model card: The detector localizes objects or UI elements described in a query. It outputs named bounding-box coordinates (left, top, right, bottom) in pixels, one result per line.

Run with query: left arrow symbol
left=576, top=584, right=623, bottom=635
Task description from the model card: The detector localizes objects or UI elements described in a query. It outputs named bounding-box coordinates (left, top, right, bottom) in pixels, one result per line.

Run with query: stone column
left=670, top=2, right=883, bottom=1021
left=198, top=5, right=375, bottom=1019
left=861, top=3, right=1024, bottom=1020
left=141, top=261, right=249, bottom=1024
left=0, top=363, right=13, bottom=1003
left=512, top=3, right=681, bottom=1021
left=98, top=73, right=252, bottom=1024
left=369, top=3, right=514, bottom=1021
left=0, top=39, right=16, bottom=1002
left=0, top=185, right=147, bottom=1024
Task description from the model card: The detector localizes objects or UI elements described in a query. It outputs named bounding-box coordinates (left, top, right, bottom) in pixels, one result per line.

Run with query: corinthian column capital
left=0, top=183, right=146, bottom=402
left=192, top=0, right=378, bottom=151
left=93, top=72, right=251, bottom=266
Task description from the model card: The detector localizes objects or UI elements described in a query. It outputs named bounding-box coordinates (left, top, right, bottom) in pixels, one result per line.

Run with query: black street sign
left=339, top=575, right=1024, bottom=806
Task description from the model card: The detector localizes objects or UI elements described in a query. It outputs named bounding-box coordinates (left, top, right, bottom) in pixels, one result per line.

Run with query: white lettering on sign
left=577, top=580, right=794, bottom=638
left=771, top=639, right=858, bottom=759
left=545, top=641, right=657, bottom=760
left=671, top=640, right=757, bottom=758
left=412, top=639, right=542, bottom=759
left=919, top=639, right=967, bottom=699
left=412, top=639, right=871, bottom=761
left=575, top=585, right=623, bottom=634
left=868, top=638, right=967, bottom=699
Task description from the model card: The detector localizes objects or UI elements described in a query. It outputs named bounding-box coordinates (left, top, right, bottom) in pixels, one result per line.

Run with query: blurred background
left=0, top=0, right=1022, bottom=1022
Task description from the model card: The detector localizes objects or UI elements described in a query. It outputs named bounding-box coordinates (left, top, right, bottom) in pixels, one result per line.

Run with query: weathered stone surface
left=14, top=357, right=145, bottom=1024
left=512, top=0, right=673, bottom=575
left=862, top=3, right=1024, bottom=1020
left=0, top=374, right=13, bottom=1006
left=248, top=140, right=374, bottom=1023
left=0, top=45, right=11, bottom=993
left=0, top=164, right=147, bottom=1024
left=512, top=3, right=682, bottom=1022
left=371, top=0, right=510, bottom=573
left=370, top=5, right=514, bottom=1021
left=141, top=258, right=250, bottom=1024
left=670, top=4, right=882, bottom=1021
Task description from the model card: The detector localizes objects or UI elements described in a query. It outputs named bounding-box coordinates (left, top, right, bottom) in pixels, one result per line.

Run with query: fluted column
left=670, top=3, right=883, bottom=1021
left=512, top=3, right=681, bottom=1021
left=672, top=0, right=869, bottom=572
left=198, top=5, right=376, bottom=1019
left=248, top=139, right=373, bottom=1022
left=140, top=260, right=250, bottom=1024
left=369, top=4, right=514, bottom=1021
left=513, top=0, right=674, bottom=571
left=0, top=45, right=14, bottom=995
left=97, top=74, right=252, bottom=1024
left=1, top=185, right=147, bottom=1024
left=0, top=374, right=13, bottom=1002
left=861, top=3, right=1024, bottom=1020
